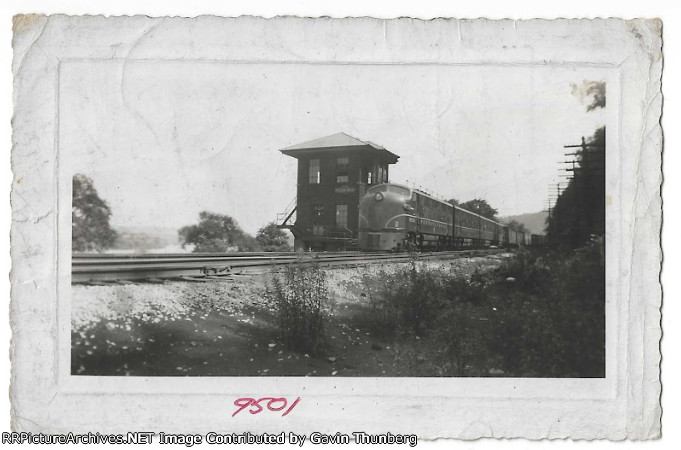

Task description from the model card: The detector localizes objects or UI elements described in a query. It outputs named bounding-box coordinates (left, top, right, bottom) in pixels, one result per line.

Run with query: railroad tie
left=178, top=276, right=213, bottom=282
left=204, top=275, right=234, bottom=281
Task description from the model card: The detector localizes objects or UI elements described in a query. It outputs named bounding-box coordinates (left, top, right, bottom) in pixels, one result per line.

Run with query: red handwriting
left=232, top=397, right=301, bottom=417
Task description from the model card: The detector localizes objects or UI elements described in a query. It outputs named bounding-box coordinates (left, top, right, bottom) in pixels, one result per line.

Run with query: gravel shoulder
left=71, top=253, right=511, bottom=376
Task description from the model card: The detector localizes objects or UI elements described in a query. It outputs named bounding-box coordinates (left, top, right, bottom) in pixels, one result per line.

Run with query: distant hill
left=500, top=211, right=549, bottom=236
left=111, top=225, right=184, bottom=253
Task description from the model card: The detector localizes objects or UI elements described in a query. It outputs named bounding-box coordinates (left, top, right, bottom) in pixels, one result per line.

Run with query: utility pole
left=560, top=136, right=606, bottom=247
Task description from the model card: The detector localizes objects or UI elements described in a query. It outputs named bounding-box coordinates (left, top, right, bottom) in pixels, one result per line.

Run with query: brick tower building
left=277, top=132, right=399, bottom=251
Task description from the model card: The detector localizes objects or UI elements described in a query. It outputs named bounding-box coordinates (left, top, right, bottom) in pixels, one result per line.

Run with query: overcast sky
left=60, top=61, right=609, bottom=234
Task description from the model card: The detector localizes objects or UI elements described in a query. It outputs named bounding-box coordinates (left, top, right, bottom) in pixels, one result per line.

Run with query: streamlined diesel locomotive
left=358, top=183, right=536, bottom=252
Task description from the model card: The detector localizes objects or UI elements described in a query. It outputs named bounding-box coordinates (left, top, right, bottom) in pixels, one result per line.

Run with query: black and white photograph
left=8, top=10, right=664, bottom=439
left=67, top=61, right=608, bottom=379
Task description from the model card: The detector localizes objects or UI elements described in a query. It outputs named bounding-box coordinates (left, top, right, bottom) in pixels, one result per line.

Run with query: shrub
left=430, top=301, right=487, bottom=376
left=442, top=270, right=488, bottom=305
left=434, top=273, right=491, bottom=376
left=362, top=255, right=443, bottom=339
left=495, top=248, right=545, bottom=289
left=490, top=241, right=605, bottom=377
left=267, top=257, right=328, bottom=354
left=361, top=269, right=401, bottom=338
left=357, top=243, right=605, bottom=377
left=402, top=259, right=443, bottom=335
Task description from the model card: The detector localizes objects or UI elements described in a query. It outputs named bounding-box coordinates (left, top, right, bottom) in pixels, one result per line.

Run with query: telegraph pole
left=558, top=136, right=605, bottom=247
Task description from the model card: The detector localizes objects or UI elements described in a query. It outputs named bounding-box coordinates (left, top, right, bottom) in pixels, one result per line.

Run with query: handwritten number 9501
left=232, top=397, right=301, bottom=417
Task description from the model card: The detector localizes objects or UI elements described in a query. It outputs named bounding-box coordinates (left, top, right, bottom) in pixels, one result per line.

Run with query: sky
left=59, top=60, right=609, bottom=234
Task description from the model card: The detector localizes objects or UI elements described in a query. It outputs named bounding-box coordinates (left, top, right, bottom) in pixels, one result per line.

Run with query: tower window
left=336, top=158, right=349, bottom=184
left=308, top=159, right=320, bottom=184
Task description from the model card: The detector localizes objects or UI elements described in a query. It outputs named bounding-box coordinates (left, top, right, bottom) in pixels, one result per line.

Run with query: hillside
left=111, top=225, right=184, bottom=253
left=500, top=211, right=549, bottom=236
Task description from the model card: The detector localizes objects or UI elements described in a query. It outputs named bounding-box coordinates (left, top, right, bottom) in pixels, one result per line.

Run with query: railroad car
left=359, top=183, right=512, bottom=252
left=510, top=230, right=530, bottom=247
left=357, top=182, right=550, bottom=252
left=357, top=184, right=426, bottom=251
left=531, top=234, right=547, bottom=246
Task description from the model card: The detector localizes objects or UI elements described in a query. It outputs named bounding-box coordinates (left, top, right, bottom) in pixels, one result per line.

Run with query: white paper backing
left=10, top=15, right=662, bottom=439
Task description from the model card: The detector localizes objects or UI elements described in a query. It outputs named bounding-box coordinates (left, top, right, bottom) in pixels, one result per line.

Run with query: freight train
left=358, top=183, right=545, bottom=252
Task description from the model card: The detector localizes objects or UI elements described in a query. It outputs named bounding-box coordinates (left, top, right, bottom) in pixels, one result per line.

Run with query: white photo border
left=11, top=15, right=662, bottom=439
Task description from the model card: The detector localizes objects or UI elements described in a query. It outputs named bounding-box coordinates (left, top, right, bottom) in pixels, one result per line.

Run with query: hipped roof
left=280, top=132, right=399, bottom=163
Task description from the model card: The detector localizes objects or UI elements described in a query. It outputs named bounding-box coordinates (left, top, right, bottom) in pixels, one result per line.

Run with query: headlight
left=374, top=192, right=384, bottom=201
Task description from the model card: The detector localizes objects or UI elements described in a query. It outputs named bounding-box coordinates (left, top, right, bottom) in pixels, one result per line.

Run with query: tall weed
left=267, top=257, right=328, bottom=354
left=490, top=241, right=605, bottom=377
left=362, top=255, right=443, bottom=339
left=359, top=242, right=605, bottom=377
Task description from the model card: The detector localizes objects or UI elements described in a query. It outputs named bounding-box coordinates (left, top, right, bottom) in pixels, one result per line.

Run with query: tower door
left=312, top=204, right=325, bottom=236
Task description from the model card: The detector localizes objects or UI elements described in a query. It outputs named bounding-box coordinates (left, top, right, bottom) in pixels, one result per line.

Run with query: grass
left=266, top=256, right=329, bottom=354
left=72, top=245, right=605, bottom=377
left=358, top=243, right=605, bottom=377
left=71, top=298, right=406, bottom=377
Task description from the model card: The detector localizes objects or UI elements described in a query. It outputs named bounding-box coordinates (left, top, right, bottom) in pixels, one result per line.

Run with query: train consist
left=358, top=183, right=546, bottom=252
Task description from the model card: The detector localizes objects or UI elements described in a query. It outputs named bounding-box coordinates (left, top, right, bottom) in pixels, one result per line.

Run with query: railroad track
left=72, top=250, right=501, bottom=285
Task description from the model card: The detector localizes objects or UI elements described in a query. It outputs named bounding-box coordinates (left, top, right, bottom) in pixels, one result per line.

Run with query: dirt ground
left=71, top=254, right=511, bottom=377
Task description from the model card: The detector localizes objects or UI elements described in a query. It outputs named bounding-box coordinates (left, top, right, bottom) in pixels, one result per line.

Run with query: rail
left=71, top=249, right=501, bottom=284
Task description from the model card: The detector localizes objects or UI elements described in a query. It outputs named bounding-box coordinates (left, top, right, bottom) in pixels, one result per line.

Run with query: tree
left=547, top=127, right=605, bottom=248
left=72, top=174, right=117, bottom=252
left=446, top=198, right=460, bottom=206
left=571, top=80, right=605, bottom=112
left=179, top=211, right=261, bottom=253
left=233, top=233, right=262, bottom=252
left=256, top=222, right=292, bottom=252
left=585, top=81, right=606, bottom=111
left=459, top=199, right=498, bottom=220
left=548, top=80, right=606, bottom=248
left=507, top=220, right=527, bottom=234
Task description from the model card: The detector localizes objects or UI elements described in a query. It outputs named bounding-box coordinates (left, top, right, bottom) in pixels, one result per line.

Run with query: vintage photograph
left=66, top=60, right=608, bottom=378
left=10, top=14, right=662, bottom=438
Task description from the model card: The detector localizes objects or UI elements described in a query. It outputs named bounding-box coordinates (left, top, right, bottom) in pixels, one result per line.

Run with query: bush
left=430, top=301, right=487, bottom=376
left=179, top=211, right=262, bottom=252
left=490, top=241, right=605, bottom=377
left=267, top=257, right=328, bottom=354
left=442, top=270, right=488, bottom=305
left=494, top=248, right=548, bottom=290
left=361, top=257, right=494, bottom=375
left=361, top=269, right=401, bottom=338
left=256, top=222, right=292, bottom=252
left=362, top=255, right=443, bottom=339
left=432, top=274, right=491, bottom=376
left=358, top=243, right=605, bottom=377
